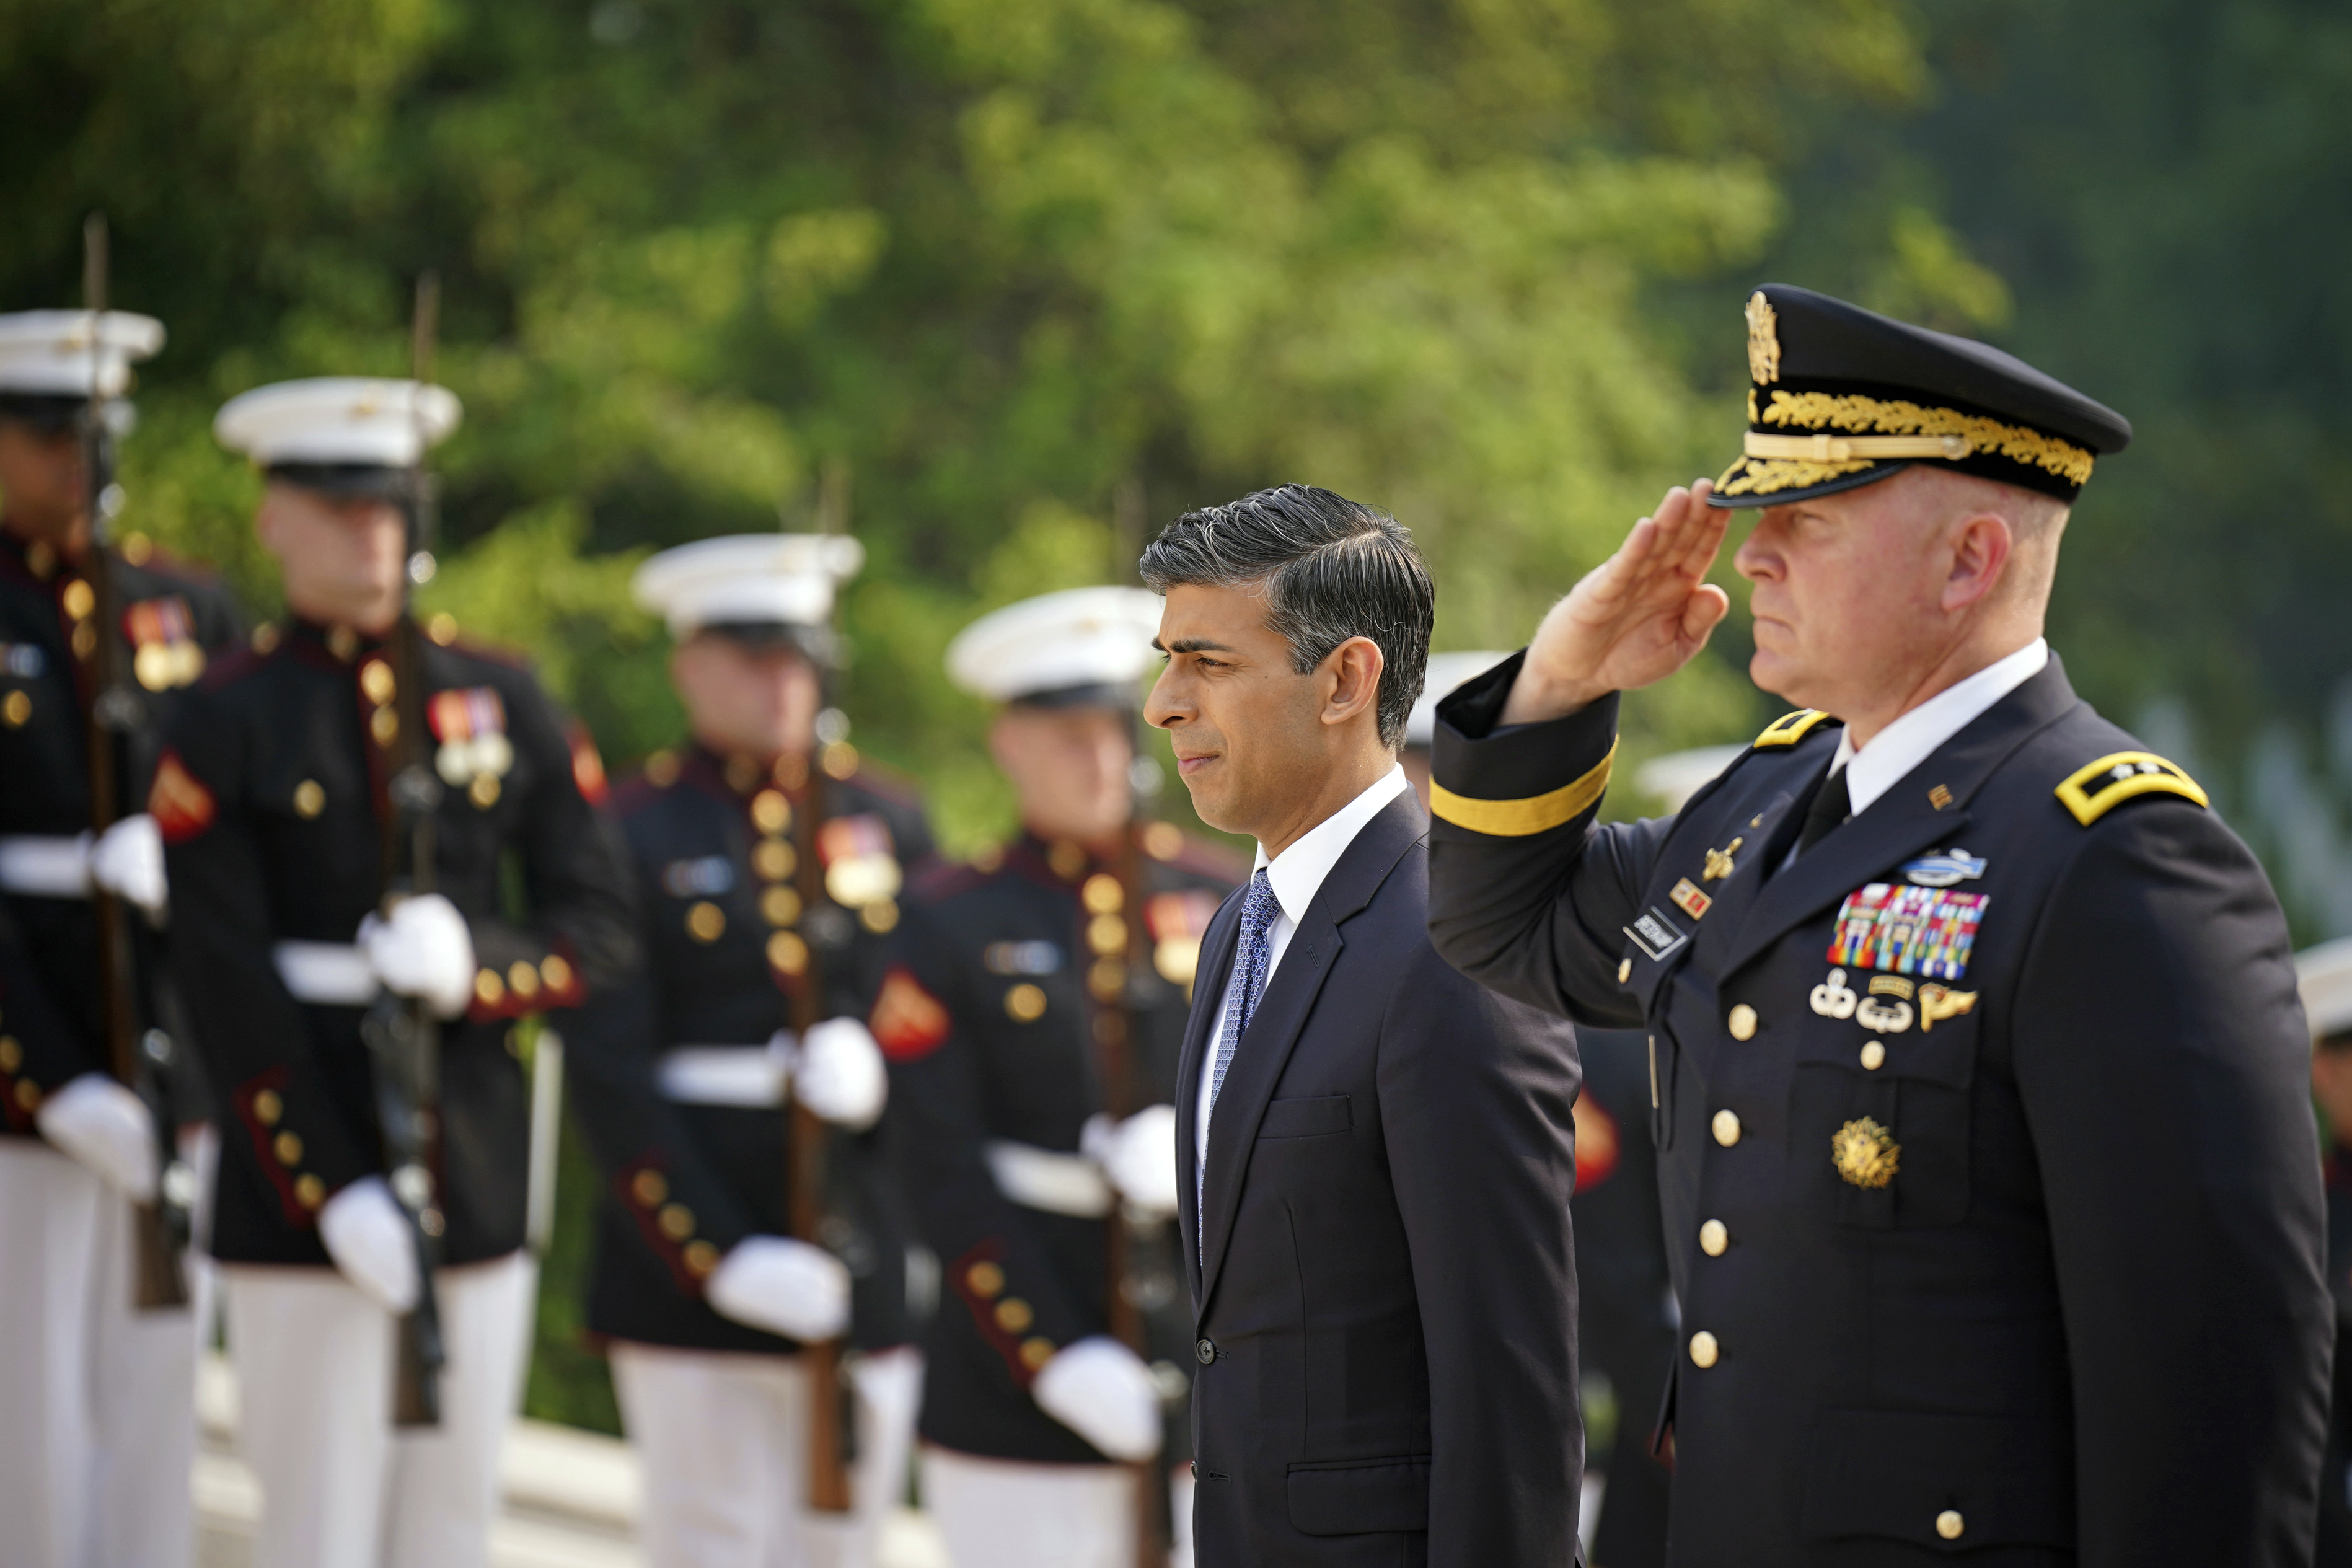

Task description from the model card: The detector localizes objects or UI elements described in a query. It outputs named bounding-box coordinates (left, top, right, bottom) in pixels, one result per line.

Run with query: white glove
left=319, top=1175, right=421, bottom=1314
left=1082, top=1104, right=1180, bottom=1220
left=35, top=1073, right=159, bottom=1202
left=359, top=894, right=477, bottom=1020
left=1033, top=1336, right=1164, bottom=1461
left=706, top=1235, right=853, bottom=1342
left=89, top=814, right=168, bottom=919
left=791, top=1018, right=888, bottom=1130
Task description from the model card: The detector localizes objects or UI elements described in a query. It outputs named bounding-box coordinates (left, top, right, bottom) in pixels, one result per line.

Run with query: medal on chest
left=430, top=687, right=514, bottom=808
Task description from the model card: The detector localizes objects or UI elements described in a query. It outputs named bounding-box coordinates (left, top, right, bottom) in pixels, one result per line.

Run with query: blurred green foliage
left=15, top=0, right=2343, bottom=1422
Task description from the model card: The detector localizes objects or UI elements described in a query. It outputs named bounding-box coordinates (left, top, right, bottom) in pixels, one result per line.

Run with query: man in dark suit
left=1139, top=483, right=1584, bottom=1566
left=1425, top=286, right=2330, bottom=1565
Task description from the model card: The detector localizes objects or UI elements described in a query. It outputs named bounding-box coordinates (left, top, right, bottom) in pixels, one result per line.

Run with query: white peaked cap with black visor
left=633, top=534, right=867, bottom=643
left=2297, top=936, right=2352, bottom=1042
left=946, top=586, right=1165, bottom=707
left=0, top=310, right=165, bottom=399
left=215, top=377, right=461, bottom=469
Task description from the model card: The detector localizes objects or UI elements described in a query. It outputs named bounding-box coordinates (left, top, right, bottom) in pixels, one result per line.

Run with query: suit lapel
left=1196, top=792, right=1424, bottom=1312
left=1720, top=657, right=2086, bottom=979
left=1176, top=889, right=1245, bottom=1301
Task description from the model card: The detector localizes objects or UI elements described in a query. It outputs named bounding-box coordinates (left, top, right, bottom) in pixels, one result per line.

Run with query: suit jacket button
left=1727, top=1003, right=1758, bottom=1040
left=1699, top=1219, right=1729, bottom=1256
left=1688, top=1330, right=1719, bottom=1368
left=1195, top=1338, right=1217, bottom=1365
left=1712, top=1109, right=1742, bottom=1147
left=1936, top=1510, right=1964, bottom=1540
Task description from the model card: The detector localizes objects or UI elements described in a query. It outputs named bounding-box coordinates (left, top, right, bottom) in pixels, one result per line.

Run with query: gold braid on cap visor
left=1716, top=389, right=2097, bottom=498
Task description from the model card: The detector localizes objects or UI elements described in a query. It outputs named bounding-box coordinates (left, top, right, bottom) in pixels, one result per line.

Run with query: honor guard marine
left=158, top=377, right=636, bottom=1568
left=0, top=308, right=241, bottom=1568
left=565, top=534, right=936, bottom=1568
left=1427, top=285, right=2330, bottom=1566
left=877, top=587, right=1241, bottom=1568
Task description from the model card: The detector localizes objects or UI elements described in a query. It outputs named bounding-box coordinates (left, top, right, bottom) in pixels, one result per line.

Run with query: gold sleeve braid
left=1430, top=741, right=1616, bottom=837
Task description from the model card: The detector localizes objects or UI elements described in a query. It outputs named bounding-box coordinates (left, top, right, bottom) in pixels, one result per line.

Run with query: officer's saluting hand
left=1427, top=286, right=2332, bottom=1567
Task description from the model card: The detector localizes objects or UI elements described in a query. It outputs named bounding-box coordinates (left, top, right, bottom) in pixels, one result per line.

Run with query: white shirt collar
left=1254, top=764, right=1412, bottom=924
left=1831, top=638, right=2049, bottom=816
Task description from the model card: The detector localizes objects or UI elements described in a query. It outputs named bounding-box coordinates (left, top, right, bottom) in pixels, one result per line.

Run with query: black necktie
left=1794, top=764, right=1851, bottom=858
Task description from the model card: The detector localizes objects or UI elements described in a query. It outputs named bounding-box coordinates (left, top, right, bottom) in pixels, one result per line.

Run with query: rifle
left=359, top=271, right=447, bottom=1427
left=786, top=463, right=857, bottom=1513
left=1101, top=685, right=1173, bottom=1567
left=77, top=213, right=191, bottom=1312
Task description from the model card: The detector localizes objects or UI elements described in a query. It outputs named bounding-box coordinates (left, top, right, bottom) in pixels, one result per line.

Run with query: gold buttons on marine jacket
left=293, top=780, right=325, bottom=819
left=1727, top=1003, right=1757, bottom=1040
left=751, top=790, right=790, bottom=834
left=1688, top=1331, right=1719, bottom=1368
left=1712, top=1109, right=1742, bottom=1147
left=1936, top=1511, right=1965, bottom=1541
left=994, top=1298, right=1034, bottom=1332
left=1699, top=1219, right=1728, bottom=1257
left=1081, top=873, right=1122, bottom=914
left=1005, top=983, right=1047, bottom=1022
left=686, top=901, right=726, bottom=942
left=1859, top=1041, right=1887, bottom=1071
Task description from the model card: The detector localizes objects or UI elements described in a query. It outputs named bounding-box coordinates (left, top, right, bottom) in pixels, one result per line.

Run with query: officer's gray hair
left=1138, top=484, right=1433, bottom=751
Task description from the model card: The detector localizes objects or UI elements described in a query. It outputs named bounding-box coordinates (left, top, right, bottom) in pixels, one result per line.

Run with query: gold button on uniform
left=273, top=1132, right=303, bottom=1166
left=1727, top=1003, right=1758, bottom=1040
left=369, top=707, right=399, bottom=746
left=61, top=579, right=94, bottom=619
left=1936, top=1510, right=1964, bottom=1541
left=754, top=839, right=795, bottom=880
left=1688, top=1330, right=1719, bottom=1368
left=751, top=790, right=790, bottom=834
left=1617, top=959, right=1632, bottom=984
left=762, top=886, right=803, bottom=927
left=632, top=1169, right=669, bottom=1206
left=0, top=1037, right=19, bottom=1073
left=1859, top=1041, right=1887, bottom=1070
left=508, top=962, right=540, bottom=999
left=658, top=1204, right=695, bottom=1240
left=1712, top=1109, right=1742, bottom=1147
left=359, top=660, right=395, bottom=704
left=1, top=690, right=28, bottom=728
left=1081, top=873, right=1122, bottom=914
left=966, top=1261, right=1005, bottom=1298
left=293, top=780, right=326, bottom=818
left=1005, top=982, right=1047, bottom=1022
left=540, top=954, right=574, bottom=993
left=475, top=969, right=504, bottom=1006
left=767, top=930, right=809, bottom=974
left=1699, top=1219, right=1729, bottom=1257
left=1020, top=1337, right=1057, bottom=1371
left=684, top=1241, right=720, bottom=1277
left=294, top=1174, right=325, bottom=1209
left=686, top=901, right=726, bottom=942
left=994, top=1298, right=1034, bottom=1332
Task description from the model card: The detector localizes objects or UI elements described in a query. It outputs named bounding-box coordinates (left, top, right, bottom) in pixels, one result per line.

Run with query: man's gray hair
left=1138, top=484, right=1434, bottom=750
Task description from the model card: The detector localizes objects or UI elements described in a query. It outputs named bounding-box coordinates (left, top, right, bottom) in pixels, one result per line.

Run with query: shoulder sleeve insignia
left=149, top=749, right=217, bottom=845
left=567, top=723, right=609, bottom=806
left=1754, top=710, right=1835, bottom=747
left=870, top=966, right=951, bottom=1062
left=2055, top=751, right=2209, bottom=826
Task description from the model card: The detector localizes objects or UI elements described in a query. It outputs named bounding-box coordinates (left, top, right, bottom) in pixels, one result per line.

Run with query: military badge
left=661, top=856, right=735, bottom=899
left=430, top=687, right=514, bottom=808
left=1900, top=848, right=1986, bottom=888
left=1827, top=883, right=1987, bottom=980
left=125, top=596, right=206, bottom=692
left=1745, top=291, right=1782, bottom=385
left=1831, top=1116, right=1900, bottom=1189
left=817, top=813, right=901, bottom=910
left=1918, top=984, right=1976, bottom=1031
left=1856, top=974, right=1914, bottom=1034
left=1809, top=967, right=1859, bottom=1020
left=1669, top=877, right=1712, bottom=920
left=0, top=641, right=47, bottom=678
left=1145, top=889, right=1222, bottom=987
left=1701, top=838, right=1742, bottom=882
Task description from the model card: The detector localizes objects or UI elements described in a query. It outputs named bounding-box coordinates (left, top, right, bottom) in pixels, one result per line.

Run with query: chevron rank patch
left=148, top=749, right=216, bottom=845
left=870, top=966, right=951, bottom=1062
left=2055, top=751, right=2208, bottom=826
left=1827, top=883, right=1987, bottom=982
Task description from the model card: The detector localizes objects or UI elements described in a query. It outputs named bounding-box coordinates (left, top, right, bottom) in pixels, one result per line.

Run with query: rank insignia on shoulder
left=1754, top=709, right=1836, bottom=747
left=1901, top=848, right=1986, bottom=888
left=1828, top=883, right=1987, bottom=981
left=1669, top=878, right=1712, bottom=920
left=2056, top=751, right=2208, bottom=826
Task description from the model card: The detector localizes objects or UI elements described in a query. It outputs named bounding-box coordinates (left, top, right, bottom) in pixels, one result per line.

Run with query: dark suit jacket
left=1427, top=653, right=2330, bottom=1567
left=1178, top=788, right=1585, bottom=1566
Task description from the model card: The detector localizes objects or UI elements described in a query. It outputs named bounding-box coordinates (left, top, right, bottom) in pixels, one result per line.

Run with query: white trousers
left=222, top=1250, right=536, bottom=1568
left=610, top=1340, right=923, bottom=1568
left=0, top=1137, right=201, bottom=1568
left=922, top=1445, right=1196, bottom=1568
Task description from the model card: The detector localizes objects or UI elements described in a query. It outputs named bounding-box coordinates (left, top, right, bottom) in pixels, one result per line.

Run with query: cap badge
left=1745, top=291, right=1781, bottom=385
left=1832, top=1116, right=1900, bottom=1189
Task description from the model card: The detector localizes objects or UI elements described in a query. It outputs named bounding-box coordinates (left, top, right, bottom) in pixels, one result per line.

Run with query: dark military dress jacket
left=1428, top=651, right=2330, bottom=1568
left=158, top=617, right=635, bottom=1268
left=566, top=744, right=936, bottom=1355
left=877, top=824, right=1240, bottom=1464
left=0, top=529, right=240, bottom=1134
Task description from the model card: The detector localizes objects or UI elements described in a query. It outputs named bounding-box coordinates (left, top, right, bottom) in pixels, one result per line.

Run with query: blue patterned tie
left=1199, top=869, right=1282, bottom=1236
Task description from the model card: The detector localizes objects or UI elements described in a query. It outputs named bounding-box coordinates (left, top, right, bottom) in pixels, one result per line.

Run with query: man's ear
left=1320, top=635, right=1385, bottom=729
left=1942, top=512, right=2014, bottom=614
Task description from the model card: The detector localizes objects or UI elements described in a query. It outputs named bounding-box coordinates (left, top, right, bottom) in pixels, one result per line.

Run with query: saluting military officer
left=0, top=307, right=242, bottom=1568
left=875, top=587, right=1240, bottom=1568
left=565, top=534, right=936, bottom=1568
left=1426, top=285, right=2331, bottom=1565
left=157, top=378, right=635, bottom=1568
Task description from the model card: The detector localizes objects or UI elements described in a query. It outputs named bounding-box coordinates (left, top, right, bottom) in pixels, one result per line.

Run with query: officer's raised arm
left=1425, top=480, right=1728, bottom=1023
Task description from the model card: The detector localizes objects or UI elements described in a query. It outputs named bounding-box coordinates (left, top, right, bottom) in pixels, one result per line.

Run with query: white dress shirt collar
left=1831, top=638, right=2050, bottom=816
left=1254, top=764, right=1412, bottom=924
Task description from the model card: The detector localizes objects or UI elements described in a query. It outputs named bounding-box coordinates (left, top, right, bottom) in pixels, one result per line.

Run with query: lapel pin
left=1670, top=878, right=1713, bottom=920
left=1928, top=783, right=1955, bottom=811
left=1701, top=837, right=1743, bottom=882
